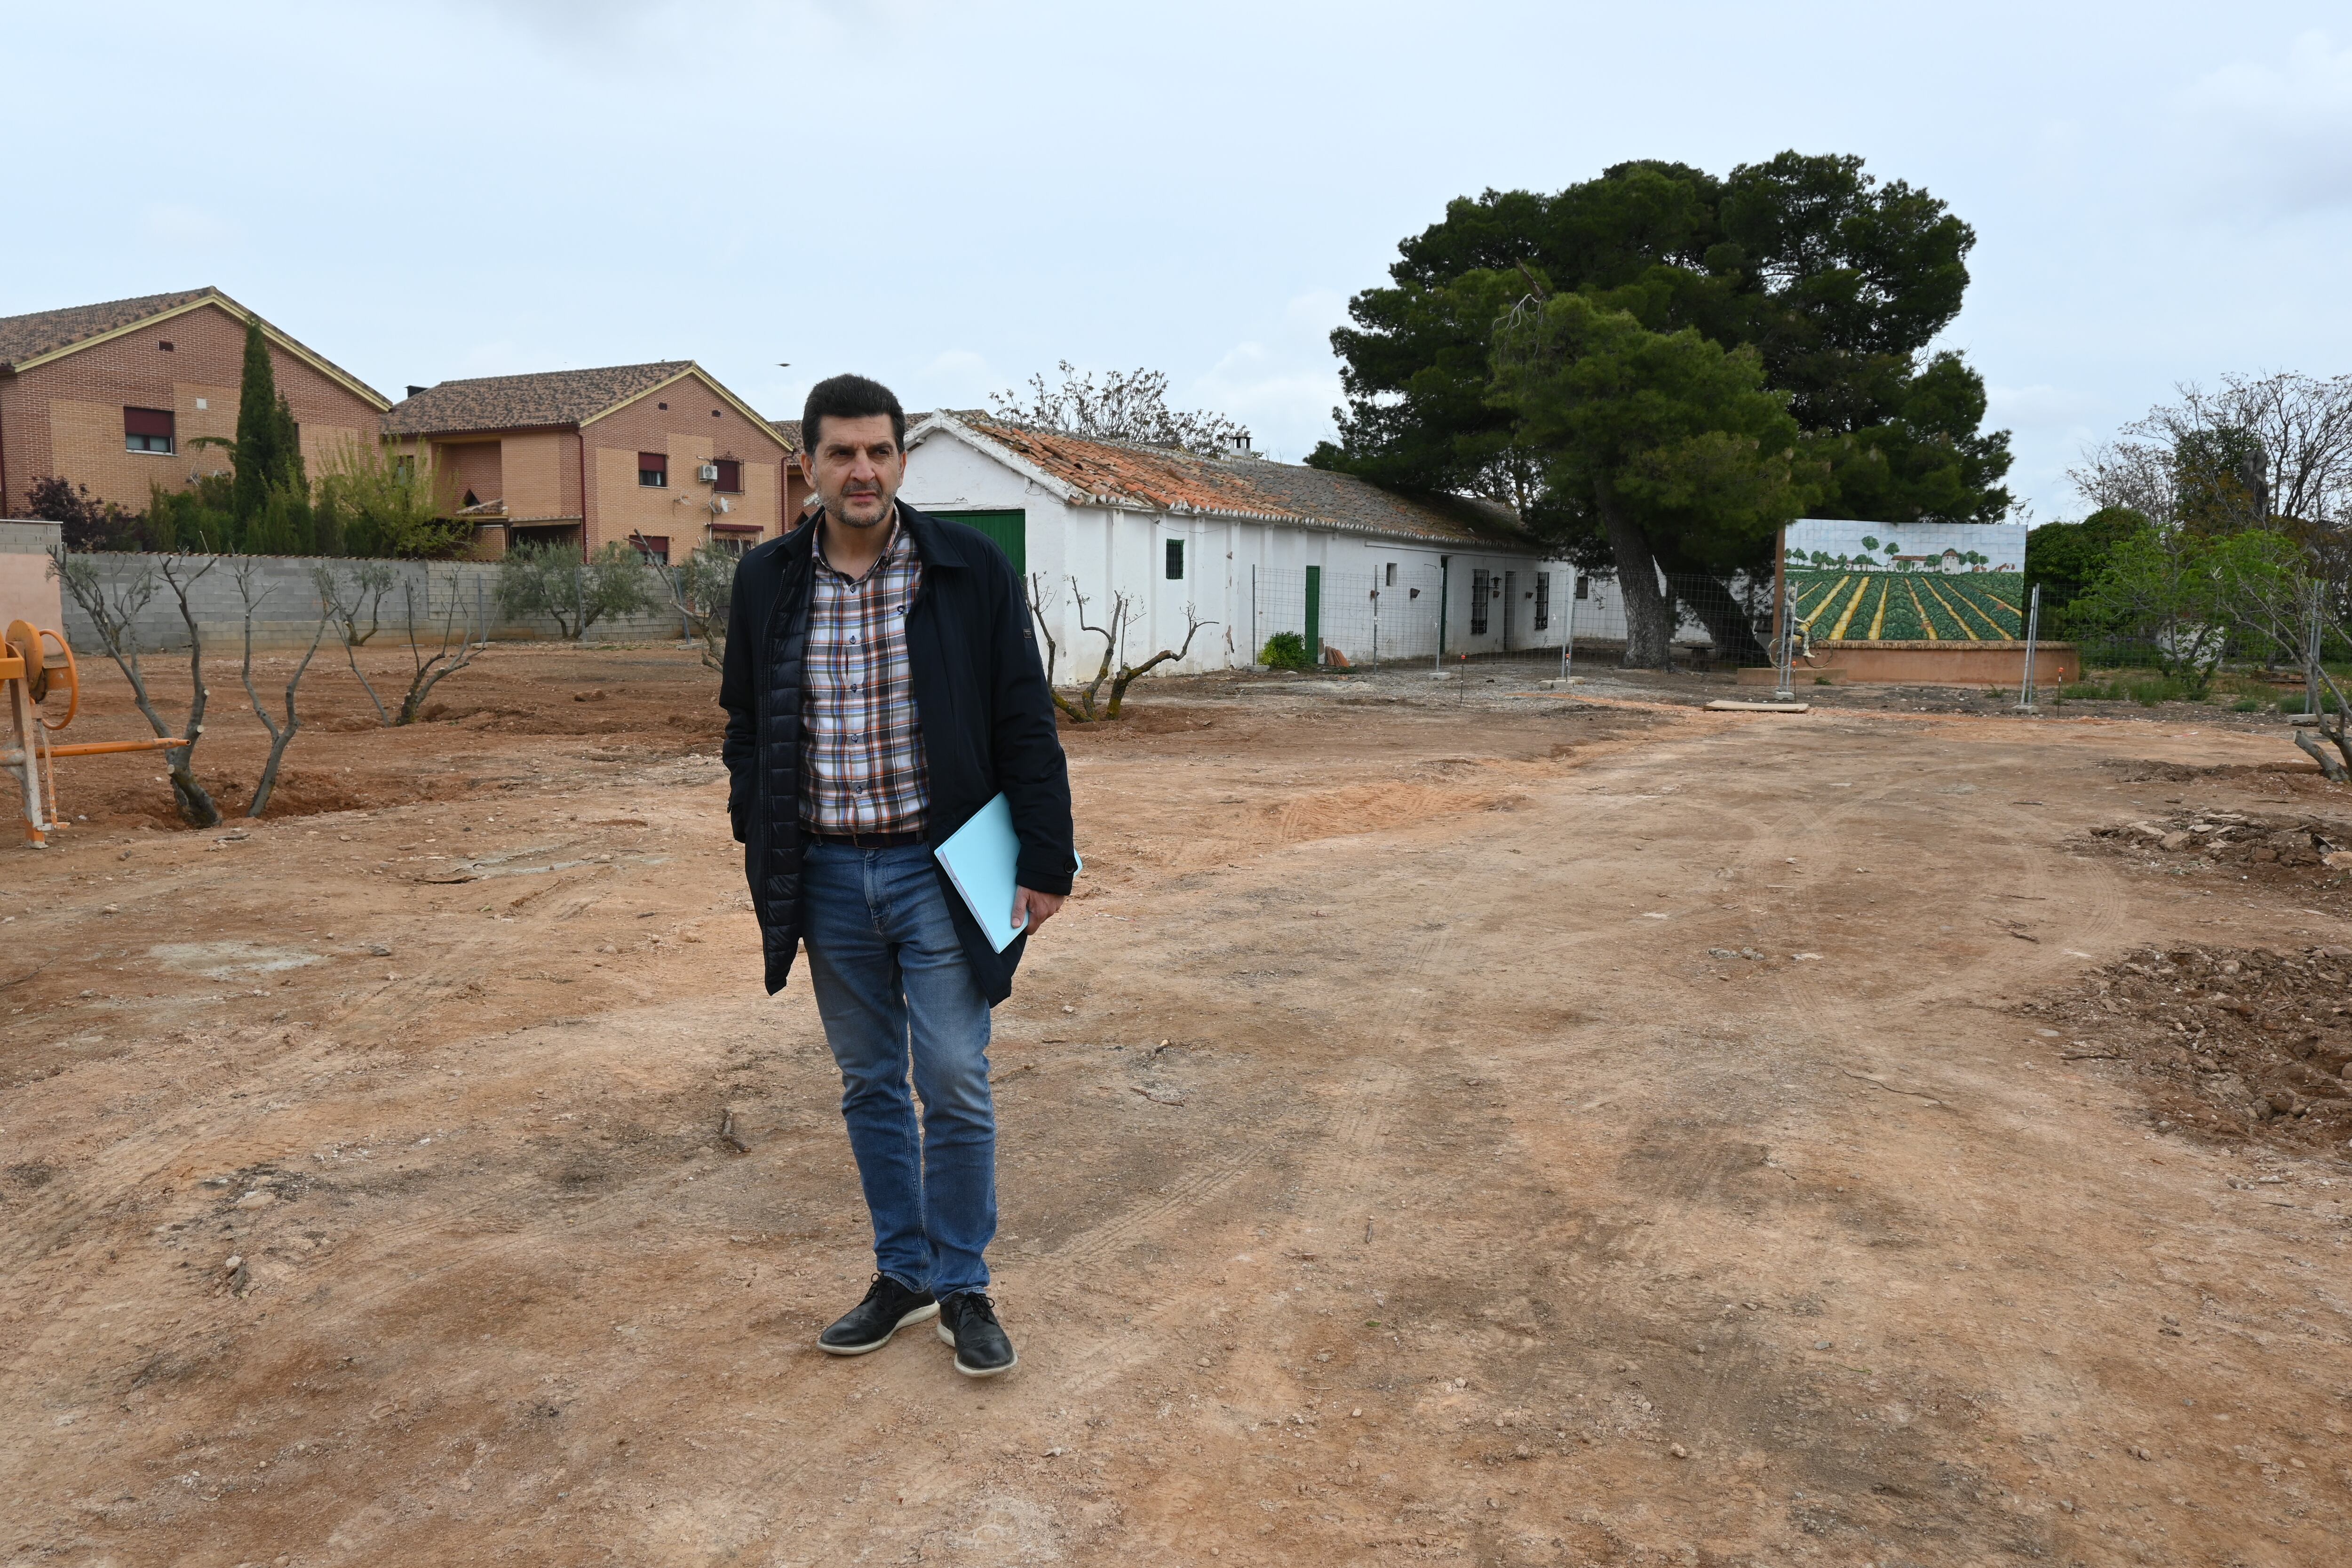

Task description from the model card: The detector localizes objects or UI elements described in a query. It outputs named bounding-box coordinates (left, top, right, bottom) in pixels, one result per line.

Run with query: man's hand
left=1012, top=886, right=1065, bottom=934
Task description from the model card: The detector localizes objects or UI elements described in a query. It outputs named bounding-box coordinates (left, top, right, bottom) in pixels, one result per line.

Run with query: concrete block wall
left=2, top=520, right=65, bottom=629
left=50, top=551, right=690, bottom=654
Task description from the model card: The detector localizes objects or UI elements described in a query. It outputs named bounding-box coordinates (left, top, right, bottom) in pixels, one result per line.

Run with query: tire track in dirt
left=628, top=827, right=1487, bottom=1562
left=1600, top=716, right=2138, bottom=1542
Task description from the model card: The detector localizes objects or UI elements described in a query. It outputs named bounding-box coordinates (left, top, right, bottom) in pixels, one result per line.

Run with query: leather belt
left=805, top=828, right=927, bottom=850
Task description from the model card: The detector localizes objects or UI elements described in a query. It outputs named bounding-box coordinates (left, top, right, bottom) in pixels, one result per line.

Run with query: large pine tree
left=1316, top=153, right=2013, bottom=571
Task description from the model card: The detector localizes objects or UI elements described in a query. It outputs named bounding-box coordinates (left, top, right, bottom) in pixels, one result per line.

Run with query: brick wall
left=584, top=372, right=789, bottom=556
left=440, top=439, right=503, bottom=509
left=0, top=300, right=385, bottom=517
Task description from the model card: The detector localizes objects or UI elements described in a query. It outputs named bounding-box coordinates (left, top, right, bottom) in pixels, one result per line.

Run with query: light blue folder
left=933, top=793, right=1080, bottom=953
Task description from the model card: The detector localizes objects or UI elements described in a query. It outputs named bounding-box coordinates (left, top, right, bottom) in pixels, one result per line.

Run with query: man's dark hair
left=802, top=374, right=906, bottom=455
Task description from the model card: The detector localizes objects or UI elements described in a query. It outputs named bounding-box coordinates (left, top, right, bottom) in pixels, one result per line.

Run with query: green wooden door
left=1305, top=565, right=1321, bottom=664
left=937, top=509, right=1025, bottom=575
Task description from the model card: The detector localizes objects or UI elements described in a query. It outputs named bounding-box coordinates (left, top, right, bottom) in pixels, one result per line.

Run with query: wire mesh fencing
left=1248, top=564, right=1447, bottom=669
left=1553, top=570, right=1776, bottom=672
left=1238, top=562, right=1808, bottom=673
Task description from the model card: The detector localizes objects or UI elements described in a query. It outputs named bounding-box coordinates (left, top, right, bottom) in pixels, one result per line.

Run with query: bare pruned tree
left=394, top=565, right=487, bottom=725
left=655, top=543, right=737, bottom=671
left=2072, top=371, right=2352, bottom=532
left=1028, top=573, right=1213, bottom=722
left=1025, top=572, right=1065, bottom=688
left=49, top=548, right=224, bottom=826
left=989, top=362, right=1245, bottom=456
left=229, top=557, right=334, bottom=817
left=312, top=560, right=396, bottom=725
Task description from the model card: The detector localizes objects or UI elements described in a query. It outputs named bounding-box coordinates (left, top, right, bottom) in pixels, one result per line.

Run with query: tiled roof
left=0, top=287, right=217, bottom=369
left=934, top=415, right=1531, bottom=548
left=771, top=411, right=939, bottom=454
left=1220, top=457, right=1525, bottom=546
left=384, top=362, right=693, bottom=436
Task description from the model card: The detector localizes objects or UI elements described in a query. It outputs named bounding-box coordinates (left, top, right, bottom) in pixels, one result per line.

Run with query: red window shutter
left=125, top=407, right=175, bottom=437
left=714, top=459, right=741, bottom=492
left=638, top=451, right=667, bottom=473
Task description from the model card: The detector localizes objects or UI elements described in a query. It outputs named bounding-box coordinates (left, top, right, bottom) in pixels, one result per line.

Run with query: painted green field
left=1788, top=570, right=2025, bottom=642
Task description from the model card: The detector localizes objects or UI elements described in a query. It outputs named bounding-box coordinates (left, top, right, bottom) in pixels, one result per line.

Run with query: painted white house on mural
left=900, top=413, right=1570, bottom=674
left=1786, top=519, right=2028, bottom=574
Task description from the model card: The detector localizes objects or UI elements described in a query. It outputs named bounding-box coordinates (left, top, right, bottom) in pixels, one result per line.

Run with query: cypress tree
left=230, top=318, right=282, bottom=524
left=229, top=318, right=308, bottom=532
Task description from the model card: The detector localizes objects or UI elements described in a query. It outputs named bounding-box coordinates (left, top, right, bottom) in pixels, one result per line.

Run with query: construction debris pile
left=2088, top=810, right=2350, bottom=875
left=2020, top=944, right=2352, bottom=1151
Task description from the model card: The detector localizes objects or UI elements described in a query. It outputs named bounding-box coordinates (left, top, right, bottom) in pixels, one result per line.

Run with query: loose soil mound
left=2020, top=943, right=2352, bottom=1152
left=2082, top=808, right=2352, bottom=915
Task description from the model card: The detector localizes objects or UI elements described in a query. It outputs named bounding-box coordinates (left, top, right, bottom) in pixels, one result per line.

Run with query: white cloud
left=1191, top=291, right=1348, bottom=462
left=2181, top=30, right=2352, bottom=215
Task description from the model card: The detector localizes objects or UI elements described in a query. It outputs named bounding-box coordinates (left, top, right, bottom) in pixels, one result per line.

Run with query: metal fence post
left=1561, top=571, right=1575, bottom=681
left=2309, top=596, right=2324, bottom=719
left=2015, top=583, right=2041, bottom=712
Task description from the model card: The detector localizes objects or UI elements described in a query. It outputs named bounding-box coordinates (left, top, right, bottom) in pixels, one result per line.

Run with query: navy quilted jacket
left=718, top=505, right=1075, bottom=1003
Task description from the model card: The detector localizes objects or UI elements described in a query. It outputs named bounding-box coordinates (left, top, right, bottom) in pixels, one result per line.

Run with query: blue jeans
left=799, top=842, right=996, bottom=1298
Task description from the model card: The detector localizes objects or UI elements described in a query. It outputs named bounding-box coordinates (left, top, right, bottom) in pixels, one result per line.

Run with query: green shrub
left=497, top=540, right=660, bottom=640
left=1260, top=630, right=1313, bottom=670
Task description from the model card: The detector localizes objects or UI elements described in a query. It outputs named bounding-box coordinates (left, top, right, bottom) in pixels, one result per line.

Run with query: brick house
left=0, top=287, right=390, bottom=519
left=767, top=418, right=817, bottom=525
left=382, top=363, right=793, bottom=561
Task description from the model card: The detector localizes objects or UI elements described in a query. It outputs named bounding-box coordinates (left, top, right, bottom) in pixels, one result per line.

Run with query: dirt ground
left=5, top=644, right=2351, bottom=1568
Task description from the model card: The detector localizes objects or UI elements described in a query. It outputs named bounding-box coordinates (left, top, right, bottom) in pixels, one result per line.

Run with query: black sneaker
left=936, top=1290, right=1017, bottom=1377
left=818, top=1273, right=938, bottom=1356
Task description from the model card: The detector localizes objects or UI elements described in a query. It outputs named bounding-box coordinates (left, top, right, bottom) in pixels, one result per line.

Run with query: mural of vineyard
left=1788, top=568, right=2026, bottom=642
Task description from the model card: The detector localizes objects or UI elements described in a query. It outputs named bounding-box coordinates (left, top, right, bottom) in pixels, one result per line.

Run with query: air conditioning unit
left=698, top=462, right=719, bottom=483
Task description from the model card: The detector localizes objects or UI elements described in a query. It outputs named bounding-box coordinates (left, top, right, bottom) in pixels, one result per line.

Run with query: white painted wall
left=903, top=429, right=1570, bottom=674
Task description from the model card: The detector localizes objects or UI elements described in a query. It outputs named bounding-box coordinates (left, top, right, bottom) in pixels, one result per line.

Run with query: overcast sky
left=7, top=1, right=2349, bottom=521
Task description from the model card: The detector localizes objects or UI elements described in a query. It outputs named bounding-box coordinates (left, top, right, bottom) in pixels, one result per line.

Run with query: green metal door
left=938, top=509, right=1025, bottom=575
left=1305, top=565, right=1321, bottom=664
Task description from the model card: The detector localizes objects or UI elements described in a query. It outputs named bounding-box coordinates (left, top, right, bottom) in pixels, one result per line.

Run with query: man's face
left=802, top=414, right=904, bottom=531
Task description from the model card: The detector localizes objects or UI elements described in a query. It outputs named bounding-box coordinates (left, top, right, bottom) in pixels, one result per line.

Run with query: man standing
left=721, top=374, right=1074, bottom=1378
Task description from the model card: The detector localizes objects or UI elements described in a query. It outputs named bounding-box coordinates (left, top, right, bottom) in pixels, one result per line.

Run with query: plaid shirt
left=801, top=515, right=929, bottom=836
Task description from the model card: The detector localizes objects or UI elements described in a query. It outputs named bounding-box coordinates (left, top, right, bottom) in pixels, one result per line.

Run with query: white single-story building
left=901, top=413, right=1570, bottom=674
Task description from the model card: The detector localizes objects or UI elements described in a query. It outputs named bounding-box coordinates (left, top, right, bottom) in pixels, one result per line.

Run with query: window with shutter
left=1165, top=539, right=1184, bottom=580
left=713, top=459, right=742, bottom=493
left=639, top=452, right=668, bottom=487
left=124, top=407, right=175, bottom=454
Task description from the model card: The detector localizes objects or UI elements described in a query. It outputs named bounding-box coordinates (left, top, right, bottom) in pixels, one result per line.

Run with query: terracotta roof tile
left=946, top=417, right=1530, bottom=548
left=0, top=287, right=219, bottom=369
left=384, top=362, right=694, bottom=436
